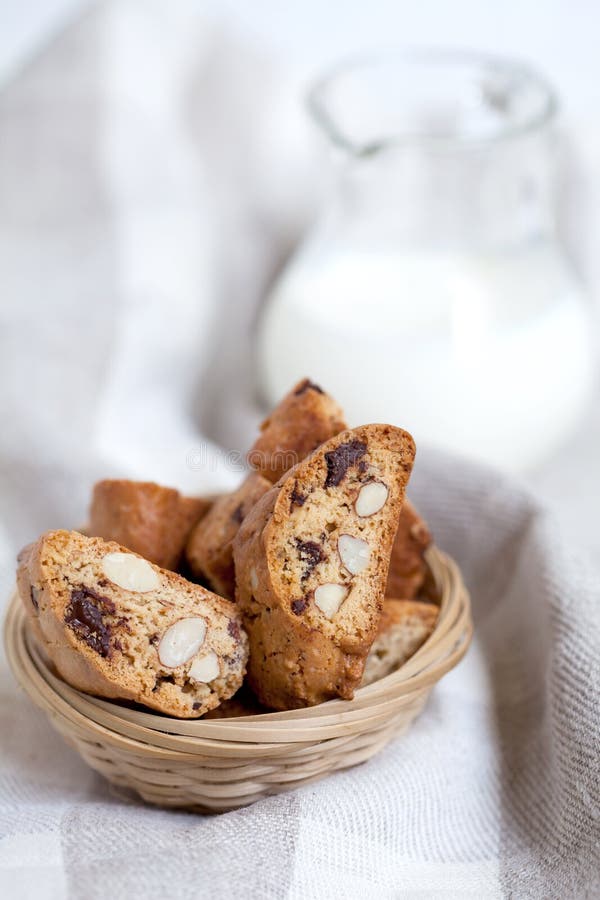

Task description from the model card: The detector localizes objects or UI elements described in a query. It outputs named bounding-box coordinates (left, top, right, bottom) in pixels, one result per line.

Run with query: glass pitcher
left=257, top=50, right=595, bottom=472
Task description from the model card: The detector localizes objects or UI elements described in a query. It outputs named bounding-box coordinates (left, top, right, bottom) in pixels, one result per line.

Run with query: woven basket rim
left=4, top=545, right=472, bottom=752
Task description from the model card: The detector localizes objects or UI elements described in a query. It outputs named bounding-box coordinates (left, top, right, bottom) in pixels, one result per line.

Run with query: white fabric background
left=0, top=3, right=598, bottom=898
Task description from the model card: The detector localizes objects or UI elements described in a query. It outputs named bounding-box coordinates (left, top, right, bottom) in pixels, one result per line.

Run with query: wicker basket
left=3, top=546, right=471, bottom=813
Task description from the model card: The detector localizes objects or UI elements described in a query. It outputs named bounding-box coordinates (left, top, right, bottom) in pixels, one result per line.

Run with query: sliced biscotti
left=386, top=500, right=432, bottom=599
left=233, top=424, right=416, bottom=710
left=187, top=378, right=345, bottom=596
left=185, top=472, right=271, bottom=599
left=362, top=598, right=439, bottom=686
left=89, top=479, right=211, bottom=571
left=248, top=378, right=347, bottom=483
left=17, top=530, right=248, bottom=718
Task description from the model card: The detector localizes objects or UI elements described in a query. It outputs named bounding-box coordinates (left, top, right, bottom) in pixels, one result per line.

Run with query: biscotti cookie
left=248, top=378, right=347, bottom=483
left=89, top=479, right=211, bottom=571
left=386, top=500, right=432, bottom=599
left=185, top=472, right=271, bottom=599
left=17, top=530, right=248, bottom=718
left=362, top=598, right=439, bottom=686
left=234, top=424, right=416, bottom=709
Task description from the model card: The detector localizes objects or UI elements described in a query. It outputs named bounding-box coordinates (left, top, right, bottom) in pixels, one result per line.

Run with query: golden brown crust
left=185, top=473, right=271, bottom=599
left=362, top=598, right=439, bottom=685
left=385, top=500, right=432, bottom=599
left=17, top=530, right=248, bottom=718
left=234, top=424, right=416, bottom=710
left=191, top=379, right=345, bottom=596
left=248, top=378, right=347, bottom=483
left=89, top=479, right=211, bottom=571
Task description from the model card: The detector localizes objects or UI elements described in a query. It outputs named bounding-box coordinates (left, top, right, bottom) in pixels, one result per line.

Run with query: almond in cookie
left=17, top=530, right=248, bottom=718
left=233, top=424, right=416, bottom=709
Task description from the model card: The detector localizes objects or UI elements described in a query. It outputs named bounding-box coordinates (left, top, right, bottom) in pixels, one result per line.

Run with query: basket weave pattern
left=4, top=547, right=471, bottom=812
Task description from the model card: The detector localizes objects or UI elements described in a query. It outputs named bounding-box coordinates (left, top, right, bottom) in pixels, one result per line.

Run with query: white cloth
left=0, top=3, right=598, bottom=898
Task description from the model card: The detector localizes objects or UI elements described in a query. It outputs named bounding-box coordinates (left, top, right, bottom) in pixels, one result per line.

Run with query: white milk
left=258, top=241, right=594, bottom=471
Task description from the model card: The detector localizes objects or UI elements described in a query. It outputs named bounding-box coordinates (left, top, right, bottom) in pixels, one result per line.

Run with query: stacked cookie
left=16, top=379, right=439, bottom=718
